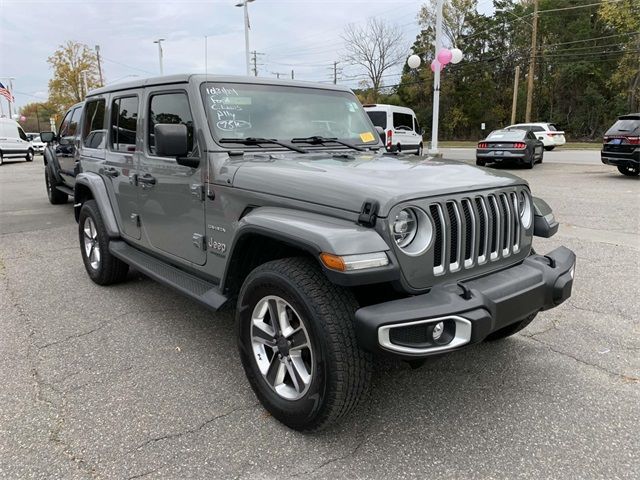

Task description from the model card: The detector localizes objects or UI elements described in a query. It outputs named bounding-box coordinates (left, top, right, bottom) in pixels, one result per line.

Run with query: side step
left=56, top=185, right=74, bottom=196
left=109, top=240, right=227, bottom=311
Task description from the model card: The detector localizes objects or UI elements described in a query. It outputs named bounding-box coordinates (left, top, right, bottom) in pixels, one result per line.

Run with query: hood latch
left=358, top=199, right=379, bottom=228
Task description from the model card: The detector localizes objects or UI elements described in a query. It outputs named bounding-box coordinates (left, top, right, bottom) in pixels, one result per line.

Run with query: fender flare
left=43, top=147, right=65, bottom=185
left=533, top=196, right=559, bottom=238
left=74, top=172, right=121, bottom=238
left=221, top=207, right=397, bottom=291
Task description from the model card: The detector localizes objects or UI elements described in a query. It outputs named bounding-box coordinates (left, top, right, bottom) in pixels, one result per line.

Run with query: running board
left=109, top=240, right=227, bottom=311
left=56, top=185, right=74, bottom=196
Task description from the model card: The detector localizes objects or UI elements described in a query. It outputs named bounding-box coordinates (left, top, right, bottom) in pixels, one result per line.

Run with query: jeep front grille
left=430, top=191, right=523, bottom=275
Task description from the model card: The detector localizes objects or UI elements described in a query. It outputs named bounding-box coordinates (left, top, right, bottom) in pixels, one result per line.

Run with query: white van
left=364, top=104, right=424, bottom=155
left=0, top=118, right=34, bottom=166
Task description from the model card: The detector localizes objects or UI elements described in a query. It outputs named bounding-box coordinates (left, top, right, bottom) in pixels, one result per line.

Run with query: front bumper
left=355, top=246, right=576, bottom=359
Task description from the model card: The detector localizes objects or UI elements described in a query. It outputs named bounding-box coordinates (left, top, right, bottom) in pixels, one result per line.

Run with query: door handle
left=138, top=174, right=157, bottom=188
left=101, top=167, right=119, bottom=178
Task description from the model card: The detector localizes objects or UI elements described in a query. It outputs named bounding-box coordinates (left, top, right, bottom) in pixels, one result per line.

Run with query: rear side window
left=393, top=112, right=413, bottom=131
left=148, top=92, right=194, bottom=156
left=111, top=96, right=139, bottom=152
left=82, top=100, right=106, bottom=148
left=547, top=124, right=558, bottom=131
left=366, top=111, right=387, bottom=129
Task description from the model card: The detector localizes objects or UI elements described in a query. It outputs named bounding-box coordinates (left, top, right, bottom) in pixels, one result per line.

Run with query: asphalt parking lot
left=1, top=152, right=638, bottom=479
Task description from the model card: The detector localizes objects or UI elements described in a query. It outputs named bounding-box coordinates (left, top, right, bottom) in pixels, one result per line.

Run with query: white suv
left=364, top=104, right=424, bottom=155
left=506, top=122, right=566, bottom=150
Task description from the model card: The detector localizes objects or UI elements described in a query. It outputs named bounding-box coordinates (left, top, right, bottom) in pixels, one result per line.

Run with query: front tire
left=0, top=151, right=4, bottom=166
left=78, top=200, right=129, bottom=285
left=416, top=143, right=423, bottom=156
left=237, top=257, right=372, bottom=431
left=617, top=165, right=640, bottom=176
left=45, top=167, right=68, bottom=204
left=25, top=149, right=34, bottom=162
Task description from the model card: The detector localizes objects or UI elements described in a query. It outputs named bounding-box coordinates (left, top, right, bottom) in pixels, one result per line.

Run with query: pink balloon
left=430, top=60, right=444, bottom=72
left=437, top=48, right=453, bottom=65
left=19, top=115, right=26, bottom=122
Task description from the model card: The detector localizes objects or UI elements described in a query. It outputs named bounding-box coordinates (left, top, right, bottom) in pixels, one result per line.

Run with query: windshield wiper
left=290, top=136, right=366, bottom=151
left=219, top=137, right=308, bottom=154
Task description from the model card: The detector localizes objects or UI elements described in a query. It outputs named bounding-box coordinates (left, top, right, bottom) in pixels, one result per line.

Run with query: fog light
left=432, top=321, right=444, bottom=341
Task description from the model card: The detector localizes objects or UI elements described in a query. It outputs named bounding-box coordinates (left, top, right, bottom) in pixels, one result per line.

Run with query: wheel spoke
left=287, top=328, right=308, bottom=350
left=252, top=321, right=276, bottom=347
left=83, top=223, right=93, bottom=241
left=267, top=299, right=281, bottom=335
left=276, top=300, right=295, bottom=337
left=265, top=355, right=284, bottom=386
left=93, top=245, right=101, bottom=264
left=286, top=356, right=307, bottom=393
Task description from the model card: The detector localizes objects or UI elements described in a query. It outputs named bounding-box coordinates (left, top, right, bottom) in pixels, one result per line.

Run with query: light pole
left=430, top=0, right=445, bottom=154
left=80, top=70, right=89, bottom=97
left=153, top=38, right=165, bottom=75
left=235, top=0, right=255, bottom=76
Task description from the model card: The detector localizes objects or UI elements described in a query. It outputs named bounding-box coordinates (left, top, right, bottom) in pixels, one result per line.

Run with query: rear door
left=104, top=93, right=142, bottom=240
left=138, top=88, right=206, bottom=265
left=392, top=111, right=418, bottom=150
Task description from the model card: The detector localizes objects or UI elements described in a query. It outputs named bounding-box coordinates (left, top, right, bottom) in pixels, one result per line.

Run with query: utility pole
left=154, top=38, right=165, bottom=75
left=333, top=61, right=338, bottom=84
left=511, top=65, right=520, bottom=125
left=525, top=0, right=538, bottom=122
left=95, top=45, right=104, bottom=86
left=236, top=0, right=256, bottom=76
left=291, top=70, right=294, bottom=80
left=250, top=50, right=264, bottom=76
left=81, top=70, right=88, bottom=97
left=8, top=78, right=15, bottom=118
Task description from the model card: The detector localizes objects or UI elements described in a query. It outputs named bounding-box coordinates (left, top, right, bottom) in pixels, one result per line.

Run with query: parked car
left=26, top=133, right=47, bottom=154
left=40, top=102, right=84, bottom=204
left=506, top=122, right=566, bottom=150
left=0, top=117, right=34, bottom=166
left=364, top=104, right=423, bottom=155
left=60, top=74, right=575, bottom=432
left=601, top=113, right=639, bottom=176
left=476, top=128, right=544, bottom=168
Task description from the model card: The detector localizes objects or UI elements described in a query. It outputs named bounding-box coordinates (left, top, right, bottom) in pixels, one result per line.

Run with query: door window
left=17, top=126, right=27, bottom=141
left=393, top=112, right=413, bottom=131
left=58, top=109, right=73, bottom=137
left=82, top=100, right=107, bottom=149
left=414, top=117, right=421, bottom=134
left=111, top=96, right=139, bottom=152
left=60, top=107, right=82, bottom=145
left=148, top=92, right=194, bottom=156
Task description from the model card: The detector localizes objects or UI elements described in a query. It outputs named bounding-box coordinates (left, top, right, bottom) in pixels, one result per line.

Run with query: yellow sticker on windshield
left=360, top=132, right=375, bottom=143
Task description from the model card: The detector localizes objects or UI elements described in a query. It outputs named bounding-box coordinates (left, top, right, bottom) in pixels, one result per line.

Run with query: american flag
left=0, top=82, right=14, bottom=102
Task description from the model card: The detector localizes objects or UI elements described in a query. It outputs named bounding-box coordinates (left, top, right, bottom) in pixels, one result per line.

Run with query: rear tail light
left=603, top=136, right=610, bottom=143
left=628, top=136, right=640, bottom=145
left=386, top=129, right=393, bottom=149
left=478, top=142, right=488, bottom=148
left=514, top=142, right=526, bottom=149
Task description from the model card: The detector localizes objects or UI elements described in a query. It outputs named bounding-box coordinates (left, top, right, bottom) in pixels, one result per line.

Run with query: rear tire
left=45, top=167, right=68, bottom=204
left=484, top=313, right=537, bottom=341
left=237, top=257, right=372, bottom=432
left=396, top=143, right=402, bottom=153
left=78, top=200, right=129, bottom=285
left=476, top=158, right=486, bottom=167
left=544, top=146, right=555, bottom=151
left=524, top=154, right=534, bottom=169
left=617, top=165, right=640, bottom=176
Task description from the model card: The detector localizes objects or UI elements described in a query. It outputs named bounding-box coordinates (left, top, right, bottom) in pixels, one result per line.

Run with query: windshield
left=201, top=83, right=378, bottom=147
left=487, top=130, right=526, bottom=141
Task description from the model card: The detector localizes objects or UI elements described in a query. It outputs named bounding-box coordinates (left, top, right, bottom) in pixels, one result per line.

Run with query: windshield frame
left=199, top=81, right=380, bottom=151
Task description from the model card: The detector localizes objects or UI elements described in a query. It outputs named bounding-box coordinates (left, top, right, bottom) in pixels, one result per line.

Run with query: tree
left=418, top=0, right=477, bottom=47
left=18, top=102, right=58, bottom=132
left=341, top=18, right=407, bottom=99
left=47, top=41, right=101, bottom=112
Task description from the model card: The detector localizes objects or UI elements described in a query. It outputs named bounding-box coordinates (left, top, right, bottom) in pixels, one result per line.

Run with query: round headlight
left=519, top=191, right=533, bottom=229
left=391, top=207, right=433, bottom=256
left=392, top=209, right=417, bottom=247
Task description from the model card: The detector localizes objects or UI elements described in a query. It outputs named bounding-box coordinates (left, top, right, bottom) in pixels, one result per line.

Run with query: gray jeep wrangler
left=72, top=74, right=575, bottom=431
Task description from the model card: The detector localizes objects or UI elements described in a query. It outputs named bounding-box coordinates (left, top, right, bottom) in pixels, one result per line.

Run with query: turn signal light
left=320, top=252, right=389, bottom=272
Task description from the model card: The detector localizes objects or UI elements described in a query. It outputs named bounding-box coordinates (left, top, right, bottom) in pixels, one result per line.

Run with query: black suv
left=601, top=113, right=640, bottom=176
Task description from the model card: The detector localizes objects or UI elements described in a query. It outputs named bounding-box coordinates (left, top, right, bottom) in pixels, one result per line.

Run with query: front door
left=57, top=106, right=83, bottom=183
left=138, top=89, right=206, bottom=265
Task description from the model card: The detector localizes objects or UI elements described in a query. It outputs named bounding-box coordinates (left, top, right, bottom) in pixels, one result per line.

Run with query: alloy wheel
left=250, top=295, right=314, bottom=400
left=83, top=217, right=101, bottom=270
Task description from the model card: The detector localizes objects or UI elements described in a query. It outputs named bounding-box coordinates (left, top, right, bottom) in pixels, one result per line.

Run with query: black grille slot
left=475, top=197, right=486, bottom=257
left=389, top=324, right=430, bottom=346
left=499, top=194, right=510, bottom=250
left=488, top=196, right=498, bottom=254
left=446, top=202, right=458, bottom=264
left=462, top=200, right=473, bottom=261
left=430, top=204, right=443, bottom=268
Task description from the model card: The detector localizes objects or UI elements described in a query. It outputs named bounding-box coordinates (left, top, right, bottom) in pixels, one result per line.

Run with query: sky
left=0, top=0, right=493, bottom=112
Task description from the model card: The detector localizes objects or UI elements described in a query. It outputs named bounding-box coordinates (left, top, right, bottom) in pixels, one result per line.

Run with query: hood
left=232, top=152, right=526, bottom=217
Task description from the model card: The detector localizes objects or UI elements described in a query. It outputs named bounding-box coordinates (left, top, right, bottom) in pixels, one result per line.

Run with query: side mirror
left=375, top=126, right=385, bottom=141
left=40, top=131, right=55, bottom=143
left=533, top=197, right=559, bottom=238
left=154, top=123, right=189, bottom=157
